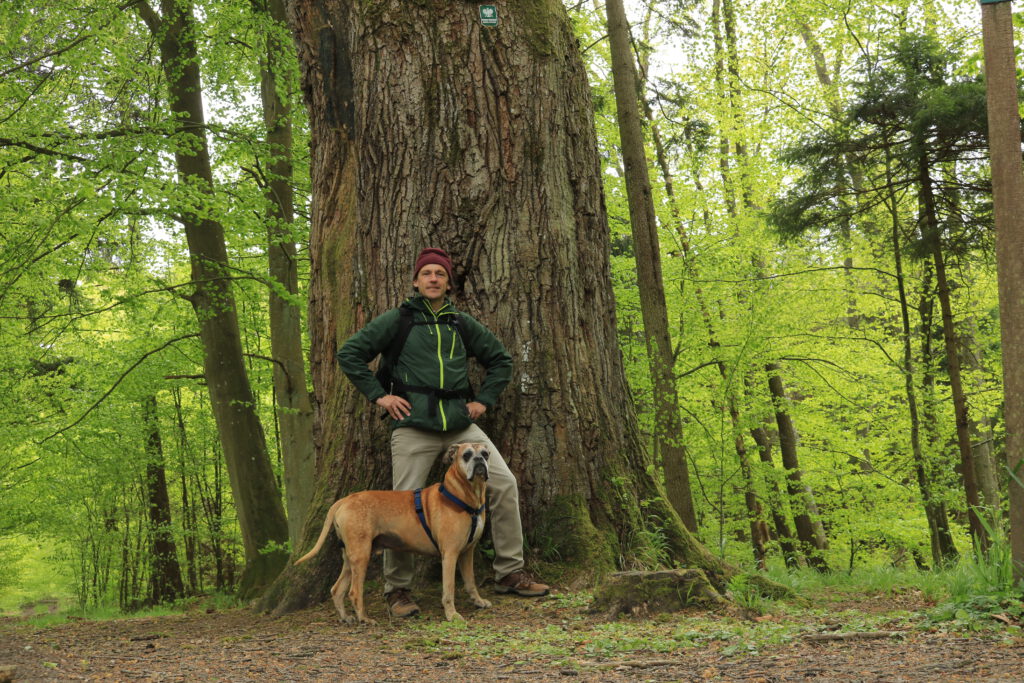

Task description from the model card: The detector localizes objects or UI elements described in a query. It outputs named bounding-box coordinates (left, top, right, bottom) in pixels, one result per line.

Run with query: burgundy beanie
left=413, top=247, right=453, bottom=278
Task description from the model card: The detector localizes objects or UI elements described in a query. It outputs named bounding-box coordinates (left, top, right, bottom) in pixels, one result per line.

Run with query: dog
left=295, top=442, right=492, bottom=624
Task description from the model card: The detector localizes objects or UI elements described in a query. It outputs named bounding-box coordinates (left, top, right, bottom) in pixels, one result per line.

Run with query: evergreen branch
left=37, top=333, right=201, bottom=445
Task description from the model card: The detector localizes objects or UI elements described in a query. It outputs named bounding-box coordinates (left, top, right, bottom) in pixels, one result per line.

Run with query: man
left=337, top=247, right=549, bottom=618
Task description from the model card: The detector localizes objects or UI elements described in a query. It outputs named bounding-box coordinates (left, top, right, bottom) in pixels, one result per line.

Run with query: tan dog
left=295, top=442, right=492, bottom=624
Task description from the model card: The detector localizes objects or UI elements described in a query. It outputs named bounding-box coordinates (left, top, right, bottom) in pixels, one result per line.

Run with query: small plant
left=726, top=574, right=768, bottom=614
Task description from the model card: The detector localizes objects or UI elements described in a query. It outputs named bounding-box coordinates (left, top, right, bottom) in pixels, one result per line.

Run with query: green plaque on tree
left=480, top=5, right=498, bottom=26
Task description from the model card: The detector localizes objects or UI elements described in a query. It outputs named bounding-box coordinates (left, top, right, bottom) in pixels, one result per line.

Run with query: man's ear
left=442, top=444, right=461, bottom=465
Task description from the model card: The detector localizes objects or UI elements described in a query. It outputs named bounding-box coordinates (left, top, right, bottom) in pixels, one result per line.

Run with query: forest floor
left=2, top=578, right=1023, bottom=682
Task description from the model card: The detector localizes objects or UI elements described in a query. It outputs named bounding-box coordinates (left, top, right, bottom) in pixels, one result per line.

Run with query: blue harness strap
left=412, top=485, right=487, bottom=551
left=413, top=488, right=438, bottom=551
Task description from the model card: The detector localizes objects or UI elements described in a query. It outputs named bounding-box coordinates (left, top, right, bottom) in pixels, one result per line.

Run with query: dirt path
left=2, top=588, right=1023, bottom=681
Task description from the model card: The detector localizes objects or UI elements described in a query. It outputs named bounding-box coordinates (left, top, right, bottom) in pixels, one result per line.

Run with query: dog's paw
left=473, top=598, right=492, bottom=609
left=358, top=616, right=378, bottom=626
left=444, top=611, right=465, bottom=622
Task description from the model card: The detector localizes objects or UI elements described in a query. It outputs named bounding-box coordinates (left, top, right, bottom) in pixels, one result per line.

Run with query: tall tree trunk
left=981, top=0, right=1024, bottom=580
left=172, top=387, right=200, bottom=593
left=258, top=0, right=763, bottom=615
left=766, top=363, right=829, bottom=571
left=603, top=0, right=697, bottom=532
left=255, top=0, right=316, bottom=549
left=141, top=395, right=185, bottom=605
left=918, top=154, right=986, bottom=549
left=137, top=0, right=290, bottom=598
left=883, top=146, right=957, bottom=566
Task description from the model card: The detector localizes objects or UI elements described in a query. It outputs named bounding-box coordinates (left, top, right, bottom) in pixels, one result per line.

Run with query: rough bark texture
left=259, top=0, right=733, bottom=615
left=139, top=0, right=290, bottom=599
left=604, top=0, right=697, bottom=533
left=982, top=0, right=1024, bottom=580
left=257, top=0, right=316, bottom=549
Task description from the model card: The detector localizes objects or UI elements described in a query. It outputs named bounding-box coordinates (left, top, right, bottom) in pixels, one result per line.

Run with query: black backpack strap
left=376, top=307, right=415, bottom=394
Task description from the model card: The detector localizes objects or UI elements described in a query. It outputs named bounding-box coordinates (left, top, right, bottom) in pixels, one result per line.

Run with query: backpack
left=374, top=306, right=473, bottom=394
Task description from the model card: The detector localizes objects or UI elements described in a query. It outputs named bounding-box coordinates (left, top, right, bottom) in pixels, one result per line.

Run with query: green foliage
left=0, top=0, right=1017, bottom=615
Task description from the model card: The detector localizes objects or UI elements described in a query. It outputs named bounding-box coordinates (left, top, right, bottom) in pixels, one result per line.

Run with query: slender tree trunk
left=883, top=148, right=957, bottom=566
left=258, top=0, right=773, bottom=615
left=918, top=154, right=986, bottom=549
left=603, top=0, right=697, bottom=532
left=255, top=0, right=316, bottom=549
left=766, top=363, right=829, bottom=571
left=172, top=388, right=200, bottom=594
left=137, top=0, right=290, bottom=598
left=981, top=0, right=1024, bottom=580
left=750, top=425, right=799, bottom=567
left=961, top=315, right=1001, bottom=516
left=142, top=395, right=185, bottom=605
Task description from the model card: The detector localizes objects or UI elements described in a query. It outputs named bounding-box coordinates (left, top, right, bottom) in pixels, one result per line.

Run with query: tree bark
left=255, top=0, right=316, bottom=549
left=142, top=395, right=185, bottom=605
left=918, top=153, right=986, bottom=550
left=750, top=424, right=799, bottom=568
left=137, top=0, right=290, bottom=598
left=981, top=0, right=1024, bottom=580
left=603, top=0, right=697, bottom=532
left=883, top=146, right=957, bottom=566
left=259, top=0, right=741, bottom=614
left=766, top=363, right=829, bottom=571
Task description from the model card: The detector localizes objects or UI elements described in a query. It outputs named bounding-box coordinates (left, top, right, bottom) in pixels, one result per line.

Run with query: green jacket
left=337, top=295, right=513, bottom=432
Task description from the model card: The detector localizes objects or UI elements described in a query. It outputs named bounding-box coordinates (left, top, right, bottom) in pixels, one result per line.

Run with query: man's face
left=413, top=264, right=450, bottom=300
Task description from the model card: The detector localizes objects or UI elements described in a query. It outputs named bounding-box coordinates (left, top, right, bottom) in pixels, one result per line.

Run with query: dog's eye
left=481, top=450, right=489, bottom=459
left=462, top=450, right=473, bottom=462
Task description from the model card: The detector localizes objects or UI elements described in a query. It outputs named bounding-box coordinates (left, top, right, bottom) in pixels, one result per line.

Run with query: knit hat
left=413, top=247, right=453, bottom=278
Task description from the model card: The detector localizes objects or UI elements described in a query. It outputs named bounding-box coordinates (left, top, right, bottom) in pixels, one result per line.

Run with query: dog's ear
left=442, top=444, right=461, bottom=465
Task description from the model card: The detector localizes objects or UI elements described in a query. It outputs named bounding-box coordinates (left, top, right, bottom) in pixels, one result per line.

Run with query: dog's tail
left=294, top=500, right=339, bottom=565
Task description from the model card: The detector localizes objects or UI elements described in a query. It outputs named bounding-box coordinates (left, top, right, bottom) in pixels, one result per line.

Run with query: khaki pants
left=383, top=424, right=524, bottom=593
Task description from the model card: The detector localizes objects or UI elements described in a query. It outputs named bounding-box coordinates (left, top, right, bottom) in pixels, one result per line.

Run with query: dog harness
left=413, top=485, right=487, bottom=551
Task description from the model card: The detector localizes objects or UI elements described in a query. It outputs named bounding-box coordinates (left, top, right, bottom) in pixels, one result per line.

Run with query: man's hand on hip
left=376, top=394, right=412, bottom=420
left=466, top=401, right=487, bottom=420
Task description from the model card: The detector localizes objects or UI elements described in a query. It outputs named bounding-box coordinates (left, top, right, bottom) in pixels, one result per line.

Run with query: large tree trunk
left=142, top=395, right=185, bottom=605
left=981, top=0, right=1024, bottom=580
left=256, top=0, right=316, bottom=549
left=137, top=0, right=290, bottom=599
left=259, top=0, right=738, bottom=615
left=603, top=0, right=697, bottom=532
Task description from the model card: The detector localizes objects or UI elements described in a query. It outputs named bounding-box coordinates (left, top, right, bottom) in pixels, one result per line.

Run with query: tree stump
left=589, top=569, right=727, bottom=618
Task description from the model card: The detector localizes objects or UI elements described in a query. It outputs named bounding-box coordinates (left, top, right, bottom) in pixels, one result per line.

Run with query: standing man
left=337, top=247, right=549, bottom=617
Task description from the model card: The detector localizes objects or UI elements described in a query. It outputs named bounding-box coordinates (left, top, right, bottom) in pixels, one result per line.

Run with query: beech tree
left=136, top=0, right=290, bottom=598
left=260, top=0, right=739, bottom=614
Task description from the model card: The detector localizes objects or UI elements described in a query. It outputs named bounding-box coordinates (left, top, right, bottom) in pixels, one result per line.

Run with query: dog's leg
left=330, top=552, right=354, bottom=624
left=441, top=550, right=463, bottom=621
left=457, top=548, right=492, bottom=609
left=346, top=545, right=376, bottom=625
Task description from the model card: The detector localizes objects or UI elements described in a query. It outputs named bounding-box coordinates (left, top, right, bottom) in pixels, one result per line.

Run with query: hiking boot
left=386, top=589, right=420, bottom=618
left=494, top=570, right=549, bottom=597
